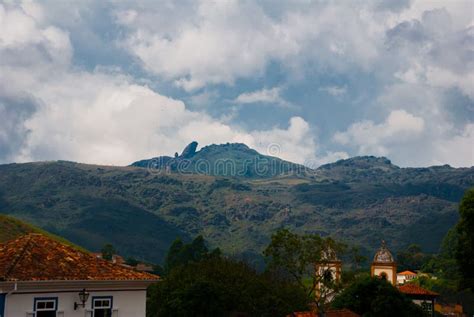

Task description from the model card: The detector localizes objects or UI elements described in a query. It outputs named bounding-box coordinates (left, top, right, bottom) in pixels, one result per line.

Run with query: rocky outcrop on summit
left=180, top=141, right=198, bottom=159
left=130, top=141, right=309, bottom=178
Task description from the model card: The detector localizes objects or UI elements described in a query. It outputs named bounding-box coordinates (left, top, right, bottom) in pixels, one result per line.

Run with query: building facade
left=0, top=234, right=159, bottom=317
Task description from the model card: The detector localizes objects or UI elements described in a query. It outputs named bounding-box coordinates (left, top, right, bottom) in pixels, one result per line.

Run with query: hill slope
left=0, top=214, right=87, bottom=251
left=0, top=144, right=472, bottom=264
left=0, top=214, right=36, bottom=242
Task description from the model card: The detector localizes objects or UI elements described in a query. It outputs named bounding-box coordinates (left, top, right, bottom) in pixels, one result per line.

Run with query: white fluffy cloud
left=334, top=110, right=425, bottom=156
left=233, top=87, right=290, bottom=107
left=117, top=1, right=384, bottom=91
left=0, top=2, right=329, bottom=166
left=334, top=109, right=474, bottom=167
left=0, top=1, right=472, bottom=168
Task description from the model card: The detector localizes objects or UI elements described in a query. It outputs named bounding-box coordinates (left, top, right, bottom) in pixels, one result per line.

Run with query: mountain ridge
left=0, top=142, right=472, bottom=264
left=130, top=141, right=310, bottom=178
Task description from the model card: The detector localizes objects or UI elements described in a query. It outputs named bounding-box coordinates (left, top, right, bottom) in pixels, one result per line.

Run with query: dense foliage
left=101, top=243, right=116, bottom=261
left=147, top=236, right=308, bottom=317
left=164, top=235, right=220, bottom=272
left=396, top=244, right=433, bottom=272
left=332, top=276, right=426, bottom=317
left=264, top=228, right=345, bottom=311
left=455, top=188, right=474, bottom=290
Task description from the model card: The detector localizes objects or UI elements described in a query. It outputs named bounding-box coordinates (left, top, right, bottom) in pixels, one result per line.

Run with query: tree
left=263, top=228, right=345, bottom=313
left=101, top=243, right=116, bottom=261
left=164, top=235, right=220, bottom=273
left=348, top=245, right=367, bottom=271
left=422, top=227, right=460, bottom=279
left=125, top=257, right=139, bottom=266
left=397, top=244, right=432, bottom=272
left=147, top=255, right=308, bottom=317
left=455, top=188, right=474, bottom=290
left=332, top=276, right=426, bottom=317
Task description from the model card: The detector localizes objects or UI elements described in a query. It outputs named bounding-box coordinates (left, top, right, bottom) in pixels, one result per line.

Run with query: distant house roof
left=397, top=270, right=417, bottom=275
left=398, top=283, right=438, bottom=297
left=0, top=234, right=159, bottom=282
left=290, top=309, right=360, bottom=317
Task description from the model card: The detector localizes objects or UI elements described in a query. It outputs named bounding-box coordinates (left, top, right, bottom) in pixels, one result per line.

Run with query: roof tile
left=398, top=283, right=438, bottom=296
left=0, top=234, right=159, bottom=281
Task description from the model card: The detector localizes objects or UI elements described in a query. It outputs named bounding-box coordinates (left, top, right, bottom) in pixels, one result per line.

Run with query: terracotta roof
left=0, top=234, right=159, bottom=281
left=290, top=309, right=360, bottom=317
left=398, top=270, right=417, bottom=275
left=398, top=283, right=438, bottom=296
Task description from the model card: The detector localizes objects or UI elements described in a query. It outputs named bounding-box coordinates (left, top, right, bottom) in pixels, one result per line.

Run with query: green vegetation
left=332, top=276, right=426, bottom=317
left=264, top=228, right=345, bottom=312
left=455, top=188, right=474, bottom=290
left=0, top=214, right=88, bottom=252
left=0, top=144, right=472, bottom=264
left=101, top=243, right=116, bottom=261
left=396, top=188, right=474, bottom=315
left=0, top=213, right=36, bottom=242
left=164, top=235, right=221, bottom=273
left=397, top=244, right=433, bottom=272
left=147, top=235, right=308, bottom=317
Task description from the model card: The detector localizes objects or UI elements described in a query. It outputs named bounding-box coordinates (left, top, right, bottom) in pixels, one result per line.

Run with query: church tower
left=371, top=240, right=397, bottom=285
left=315, top=247, right=342, bottom=302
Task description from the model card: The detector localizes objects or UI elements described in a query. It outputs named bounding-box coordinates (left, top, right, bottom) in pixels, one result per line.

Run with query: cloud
left=334, top=109, right=474, bottom=167
left=319, top=85, right=347, bottom=97
left=0, top=91, right=38, bottom=162
left=116, top=1, right=384, bottom=91
left=386, top=8, right=474, bottom=100
left=433, top=124, right=474, bottom=167
left=333, top=110, right=425, bottom=156
left=0, top=1, right=472, bottom=169
left=233, top=87, right=291, bottom=107
left=0, top=2, right=333, bottom=167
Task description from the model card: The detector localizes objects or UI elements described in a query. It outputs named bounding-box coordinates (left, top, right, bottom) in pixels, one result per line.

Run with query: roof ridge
left=4, top=234, right=35, bottom=280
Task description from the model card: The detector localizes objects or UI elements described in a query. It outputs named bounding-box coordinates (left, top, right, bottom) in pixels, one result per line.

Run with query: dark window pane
left=94, top=308, right=112, bottom=317
left=37, top=311, right=56, bottom=317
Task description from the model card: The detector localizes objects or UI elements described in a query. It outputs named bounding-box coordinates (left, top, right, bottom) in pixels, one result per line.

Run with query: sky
left=0, top=0, right=473, bottom=167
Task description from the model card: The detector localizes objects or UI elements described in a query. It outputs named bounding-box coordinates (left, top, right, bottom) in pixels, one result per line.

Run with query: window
left=92, top=297, right=112, bottom=317
left=34, top=298, right=57, bottom=317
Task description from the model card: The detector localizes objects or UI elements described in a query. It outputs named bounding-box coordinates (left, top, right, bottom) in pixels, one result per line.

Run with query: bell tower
left=371, top=240, right=397, bottom=285
left=315, top=247, right=342, bottom=302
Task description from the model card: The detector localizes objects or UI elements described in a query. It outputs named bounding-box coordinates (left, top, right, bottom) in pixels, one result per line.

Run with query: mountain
left=0, top=143, right=472, bottom=264
left=131, top=142, right=309, bottom=178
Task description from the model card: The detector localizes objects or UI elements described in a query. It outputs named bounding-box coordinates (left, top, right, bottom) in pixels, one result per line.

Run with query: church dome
left=373, top=241, right=394, bottom=263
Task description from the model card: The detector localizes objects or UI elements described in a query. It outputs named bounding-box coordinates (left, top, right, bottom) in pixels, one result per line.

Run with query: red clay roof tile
left=0, top=234, right=159, bottom=281
left=398, top=283, right=438, bottom=296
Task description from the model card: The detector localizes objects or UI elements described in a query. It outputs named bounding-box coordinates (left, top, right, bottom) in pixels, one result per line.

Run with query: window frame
left=33, top=297, right=58, bottom=317
left=91, top=296, right=113, bottom=317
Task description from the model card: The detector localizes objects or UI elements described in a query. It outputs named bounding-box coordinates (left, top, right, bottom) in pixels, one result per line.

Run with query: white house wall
left=5, top=290, right=146, bottom=317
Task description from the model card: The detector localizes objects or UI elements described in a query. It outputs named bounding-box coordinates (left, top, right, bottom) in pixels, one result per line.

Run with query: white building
left=0, top=234, right=159, bottom=317
left=396, top=270, right=417, bottom=285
